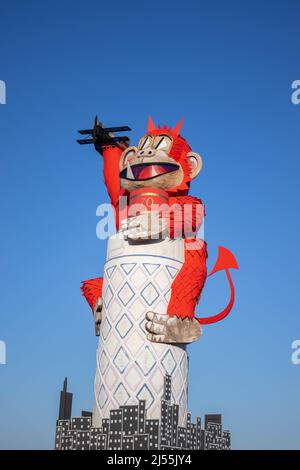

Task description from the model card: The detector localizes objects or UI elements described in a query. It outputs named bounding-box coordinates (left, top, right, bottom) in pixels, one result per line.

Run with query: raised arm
left=101, top=145, right=123, bottom=208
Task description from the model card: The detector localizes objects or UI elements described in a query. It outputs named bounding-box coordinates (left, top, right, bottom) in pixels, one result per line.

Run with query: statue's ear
left=187, top=152, right=202, bottom=179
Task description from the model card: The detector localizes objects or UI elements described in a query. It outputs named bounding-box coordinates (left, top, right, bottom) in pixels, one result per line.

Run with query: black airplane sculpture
left=77, top=116, right=131, bottom=154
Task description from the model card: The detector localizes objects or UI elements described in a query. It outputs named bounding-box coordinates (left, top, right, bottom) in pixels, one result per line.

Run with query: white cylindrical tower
left=93, top=232, right=189, bottom=428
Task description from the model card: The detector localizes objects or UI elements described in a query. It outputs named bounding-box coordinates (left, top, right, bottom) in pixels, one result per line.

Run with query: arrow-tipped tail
left=209, top=246, right=238, bottom=276
left=196, top=246, right=238, bottom=325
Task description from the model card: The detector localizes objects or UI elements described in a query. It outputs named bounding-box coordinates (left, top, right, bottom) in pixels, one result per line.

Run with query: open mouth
left=120, top=162, right=179, bottom=181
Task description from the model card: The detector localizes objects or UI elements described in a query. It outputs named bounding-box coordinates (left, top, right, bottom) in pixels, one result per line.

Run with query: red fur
left=167, top=239, right=207, bottom=319
left=147, top=126, right=192, bottom=193
left=81, top=278, right=103, bottom=313
left=146, top=120, right=207, bottom=319
left=82, top=119, right=207, bottom=321
left=167, top=196, right=205, bottom=238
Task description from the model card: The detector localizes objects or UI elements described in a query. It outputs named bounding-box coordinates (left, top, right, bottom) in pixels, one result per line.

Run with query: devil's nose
left=137, top=148, right=154, bottom=157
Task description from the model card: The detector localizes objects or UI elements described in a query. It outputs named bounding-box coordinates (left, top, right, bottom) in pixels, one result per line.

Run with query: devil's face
left=120, top=133, right=187, bottom=191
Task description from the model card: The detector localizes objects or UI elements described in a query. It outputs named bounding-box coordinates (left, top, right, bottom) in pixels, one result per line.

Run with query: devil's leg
left=146, top=238, right=207, bottom=344
left=167, top=238, right=207, bottom=318
left=81, top=277, right=104, bottom=336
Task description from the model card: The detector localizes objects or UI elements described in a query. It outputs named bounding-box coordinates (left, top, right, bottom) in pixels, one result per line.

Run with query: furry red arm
left=167, top=196, right=205, bottom=239
left=102, top=146, right=123, bottom=208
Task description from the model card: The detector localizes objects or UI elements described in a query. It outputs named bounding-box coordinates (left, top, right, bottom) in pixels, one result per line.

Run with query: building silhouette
left=59, top=378, right=72, bottom=420
left=55, top=376, right=231, bottom=450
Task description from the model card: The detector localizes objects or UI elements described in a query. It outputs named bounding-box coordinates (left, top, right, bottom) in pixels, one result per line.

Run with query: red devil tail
left=197, top=246, right=238, bottom=325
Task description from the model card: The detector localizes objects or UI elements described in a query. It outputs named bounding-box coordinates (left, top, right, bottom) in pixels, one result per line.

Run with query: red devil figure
left=81, top=117, right=238, bottom=342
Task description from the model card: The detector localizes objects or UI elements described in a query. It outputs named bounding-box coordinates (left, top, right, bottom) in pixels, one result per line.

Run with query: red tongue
left=138, top=165, right=166, bottom=179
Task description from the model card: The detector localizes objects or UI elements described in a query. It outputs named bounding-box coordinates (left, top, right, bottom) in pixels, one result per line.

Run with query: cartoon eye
left=154, top=135, right=172, bottom=151
left=138, top=135, right=152, bottom=150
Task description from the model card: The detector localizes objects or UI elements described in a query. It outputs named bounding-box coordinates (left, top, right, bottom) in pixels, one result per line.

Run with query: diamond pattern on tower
left=142, top=263, right=160, bottom=276
left=161, top=349, right=177, bottom=375
left=124, top=366, right=143, bottom=392
left=113, top=346, right=130, bottom=374
left=114, top=383, right=130, bottom=406
left=154, top=269, right=169, bottom=291
left=179, top=388, right=187, bottom=411
left=120, top=263, right=137, bottom=275
left=116, top=313, right=133, bottom=339
left=136, top=383, right=155, bottom=410
left=106, top=265, right=116, bottom=279
left=105, top=367, right=118, bottom=390
left=166, top=265, right=179, bottom=279
left=109, top=267, right=124, bottom=290
left=101, top=316, right=112, bottom=340
left=125, top=331, right=144, bottom=356
left=130, top=267, right=148, bottom=289
left=94, top=254, right=188, bottom=428
left=104, top=285, right=113, bottom=309
left=98, top=385, right=108, bottom=409
left=99, top=350, right=109, bottom=374
left=141, top=282, right=159, bottom=306
left=118, top=282, right=135, bottom=306
left=135, top=346, right=156, bottom=376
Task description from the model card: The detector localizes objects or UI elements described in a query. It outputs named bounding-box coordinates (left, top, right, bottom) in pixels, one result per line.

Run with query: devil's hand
left=121, top=212, right=168, bottom=242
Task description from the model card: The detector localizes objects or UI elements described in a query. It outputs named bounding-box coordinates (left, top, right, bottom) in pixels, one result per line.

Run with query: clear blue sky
left=0, top=0, right=299, bottom=450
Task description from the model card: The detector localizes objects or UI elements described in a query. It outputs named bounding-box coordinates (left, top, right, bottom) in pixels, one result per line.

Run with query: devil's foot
left=145, top=312, right=202, bottom=344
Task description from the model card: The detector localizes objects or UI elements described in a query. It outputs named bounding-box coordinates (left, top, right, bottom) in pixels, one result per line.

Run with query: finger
left=127, top=217, right=142, bottom=228
left=127, top=215, right=139, bottom=223
left=123, top=228, right=140, bottom=237
left=120, top=219, right=129, bottom=227
left=147, top=231, right=162, bottom=240
left=145, top=321, right=165, bottom=334
left=146, top=311, right=155, bottom=321
left=127, top=233, right=142, bottom=241
left=147, top=333, right=166, bottom=343
left=152, top=313, right=169, bottom=325
left=123, top=222, right=141, bottom=232
left=128, top=231, right=149, bottom=240
left=146, top=311, right=168, bottom=324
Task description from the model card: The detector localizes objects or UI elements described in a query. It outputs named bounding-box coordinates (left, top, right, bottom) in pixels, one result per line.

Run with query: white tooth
left=151, top=166, right=158, bottom=177
left=126, top=162, right=134, bottom=180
